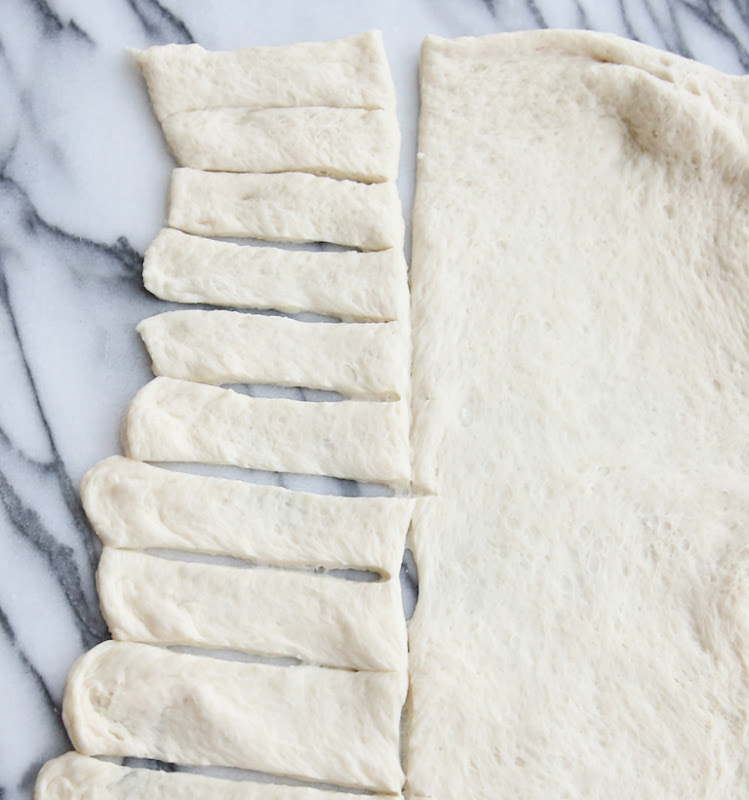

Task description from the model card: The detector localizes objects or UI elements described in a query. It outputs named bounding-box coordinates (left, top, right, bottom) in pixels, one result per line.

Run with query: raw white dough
left=161, top=107, right=399, bottom=182
left=63, top=641, right=404, bottom=793
left=408, top=30, right=749, bottom=800
left=167, top=169, right=403, bottom=250
left=121, top=378, right=410, bottom=487
left=138, top=310, right=408, bottom=400
left=132, top=32, right=396, bottom=122
left=97, top=548, right=407, bottom=671
left=36, top=752, right=402, bottom=800
left=82, top=456, right=410, bottom=577
left=143, top=229, right=408, bottom=322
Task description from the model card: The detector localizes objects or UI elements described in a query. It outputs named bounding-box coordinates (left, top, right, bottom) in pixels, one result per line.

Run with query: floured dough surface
left=408, top=31, right=749, bottom=799
left=122, top=378, right=411, bottom=486
left=143, top=229, right=408, bottom=321
left=37, top=753, right=402, bottom=800
left=138, top=311, right=408, bottom=399
left=98, top=548, right=407, bottom=671
left=63, top=641, right=404, bottom=793
left=82, top=457, right=410, bottom=577
left=167, top=168, right=404, bottom=250
left=162, top=107, right=399, bottom=181
left=132, top=31, right=396, bottom=121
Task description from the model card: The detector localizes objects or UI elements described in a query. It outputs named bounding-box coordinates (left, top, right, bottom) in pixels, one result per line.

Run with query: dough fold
left=121, top=378, right=411, bottom=487
left=408, top=30, right=749, bottom=800
left=63, top=642, right=404, bottom=793
left=161, top=107, right=399, bottom=181
left=132, top=31, right=396, bottom=121
left=167, top=168, right=404, bottom=250
left=82, top=456, right=410, bottom=577
left=35, top=752, right=402, bottom=800
left=138, top=310, right=408, bottom=400
left=98, top=548, right=407, bottom=671
left=142, top=229, right=409, bottom=322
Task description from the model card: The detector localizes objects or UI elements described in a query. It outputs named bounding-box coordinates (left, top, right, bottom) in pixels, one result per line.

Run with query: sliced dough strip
left=167, top=168, right=404, bottom=251
left=132, top=31, right=396, bottom=122
left=82, top=456, right=410, bottom=578
left=137, top=310, right=409, bottom=400
left=63, top=641, right=405, bottom=793
left=97, top=548, right=407, bottom=672
left=162, top=107, right=399, bottom=182
left=36, top=752, right=403, bottom=800
left=143, top=229, right=408, bottom=322
left=121, top=378, right=411, bottom=487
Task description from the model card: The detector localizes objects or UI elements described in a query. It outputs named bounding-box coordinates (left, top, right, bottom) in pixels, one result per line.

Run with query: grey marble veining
left=2, top=1, right=749, bottom=797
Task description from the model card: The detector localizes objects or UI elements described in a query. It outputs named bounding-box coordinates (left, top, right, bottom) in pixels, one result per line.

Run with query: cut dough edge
left=81, top=456, right=411, bottom=578
left=121, top=377, right=411, bottom=487
left=35, top=752, right=403, bottom=800
left=131, top=31, right=396, bottom=121
left=137, top=310, right=409, bottom=400
left=167, top=168, right=405, bottom=251
left=161, top=107, right=400, bottom=182
left=97, top=547, right=407, bottom=672
left=142, top=229, right=409, bottom=322
left=62, top=641, right=405, bottom=794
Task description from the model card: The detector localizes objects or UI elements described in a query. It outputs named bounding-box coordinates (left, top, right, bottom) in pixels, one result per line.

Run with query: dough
left=121, top=378, right=410, bottom=487
left=408, top=31, right=749, bottom=799
left=36, top=752, right=402, bottom=800
left=167, top=168, right=403, bottom=250
left=143, top=229, right=408, bottom=322
left=138, top=311, right=408, bottom=400
left=161, top=107, right=399, bottom=182
left=98, top=548, right=407, bottom=671
left=63, top=641, right=404, bottom=793
left=132, top=32, right=396, bottom=122
left=82, top=456, right=410, bottom=577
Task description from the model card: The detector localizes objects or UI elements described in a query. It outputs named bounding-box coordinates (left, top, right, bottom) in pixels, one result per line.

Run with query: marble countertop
left=2, top=0, right=749, bottom=797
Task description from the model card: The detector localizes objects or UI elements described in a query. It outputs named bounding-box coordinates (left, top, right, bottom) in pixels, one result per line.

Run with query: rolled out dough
left=35, top=752, right=402, bottom=800
left=408, top=31, right=749, bottom=799
left=98, top=548, right=407, bottom=671
left=121, top=378, right=411, bottom=487
left=82, top=457, right=410, bottom=577
left=132, top=31, right=395, bottom=121
left=142, top=229, right=408, bottom=321
left=63, top=641, right=404, bottom=793
left=161, top=107, right=399, bottom=182
left=167, top=168, right=403, bottom=251
left=138, top=311, right=408, bottom=400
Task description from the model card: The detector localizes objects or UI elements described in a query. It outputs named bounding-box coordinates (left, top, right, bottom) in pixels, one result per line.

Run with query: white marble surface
left=2, top=0, right=749, bottom=797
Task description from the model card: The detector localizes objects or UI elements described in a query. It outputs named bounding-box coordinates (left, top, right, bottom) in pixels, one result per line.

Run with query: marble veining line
left=0, top=264, right=99, bottom=573
left=657, top=0, right=694, bottom=57
left=24, top=0, right=93, bottom=42
left=0, top=605, right=60, bottom=723
left=125, top=0, right=194, bottom=44
left=666, top=0, right=749, bottom=67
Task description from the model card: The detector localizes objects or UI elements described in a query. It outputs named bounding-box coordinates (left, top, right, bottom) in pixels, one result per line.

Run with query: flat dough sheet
left=143, top=229, right=409, bottom=321
left=408, top=31, right=749, bottom=799
left=82, top=456, right=410, bottom=577
left=98, top=548, right=407, bottom=671
left=122, top=378, right=411, bottom=486
left=167, top=168, right=403, bottom=250
left=63, top=641, right=404, bottom=793
left=37, top=753, right=402, bottom=800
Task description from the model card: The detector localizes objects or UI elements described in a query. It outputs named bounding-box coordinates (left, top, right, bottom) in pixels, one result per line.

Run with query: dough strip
left=138, top=310, right=408, bottom=399
left=121, top=378, right=411, bottom=487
